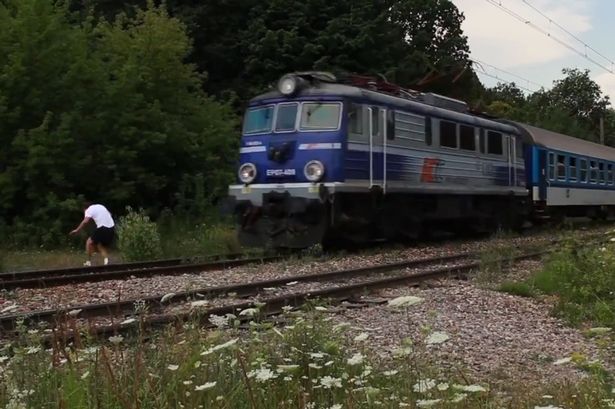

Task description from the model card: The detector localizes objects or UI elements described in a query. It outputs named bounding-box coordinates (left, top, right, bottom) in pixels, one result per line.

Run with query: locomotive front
left=228, top=73, right=344, bottom=248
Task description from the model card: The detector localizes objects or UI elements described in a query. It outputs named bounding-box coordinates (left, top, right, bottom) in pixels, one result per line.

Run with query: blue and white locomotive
left=227, top=72, right=615, bottom=248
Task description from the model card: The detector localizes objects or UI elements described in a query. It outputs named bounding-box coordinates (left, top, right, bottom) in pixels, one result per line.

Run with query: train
left=227, top=71, right=615, bottom=249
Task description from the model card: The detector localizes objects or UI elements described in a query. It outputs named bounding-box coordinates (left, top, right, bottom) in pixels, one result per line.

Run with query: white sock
left=103, top=257, right=109, bottom=265
left=84, top=260, right=92, bottom=267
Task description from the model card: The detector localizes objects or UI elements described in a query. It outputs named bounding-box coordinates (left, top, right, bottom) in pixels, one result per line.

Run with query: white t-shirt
left=85, top=204, right=115, bottom=228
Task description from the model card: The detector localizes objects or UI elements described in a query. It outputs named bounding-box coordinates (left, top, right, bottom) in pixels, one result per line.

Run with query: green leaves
left=0, top=0, right=238, bottom=247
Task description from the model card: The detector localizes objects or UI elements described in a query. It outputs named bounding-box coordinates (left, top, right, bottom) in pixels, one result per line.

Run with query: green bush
left=531, top=242, right=615, bottom=327
left=498, top=281, right=535, bottom=298
left=116, top=208, right=162, bottom=261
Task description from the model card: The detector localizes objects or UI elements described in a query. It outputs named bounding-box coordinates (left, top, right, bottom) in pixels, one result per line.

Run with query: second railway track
left=0, top=249, right=545, bottom=336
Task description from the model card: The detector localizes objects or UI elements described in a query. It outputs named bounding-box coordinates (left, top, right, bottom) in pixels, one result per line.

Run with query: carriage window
left=599, top=162, right=606, bottom=184
left=487, top=131, right=503, bottom=155
left=547, top=152, right=555, bottom=181
left=243, top=105, right=274, bottom=134
left=386, top=111, right=395, bottom=140
left=608, top=164, right=614, bottom=185
left=479, top=129, right=486, bottom=153
left=425, top=117, right=432, bottom=146
left=557, top=155, right=566, bottom=180
left=300, top=103, right=341, bottom=130
left=459, top=125, right=475, bottom=151
left=590, top=160, right=598, bottom=183
left=580, top=158, right=588, bottom=183
left=371, top=107, right=380, bottom=136
left=348, top=104, right=363, bottom=134
left=516, top=139, right=523, bottom=158
left=569, top=157, right=577, bottom=182
left=275, top=103, right=298, bottom=132
left=440, top=121, right=457, bottom=148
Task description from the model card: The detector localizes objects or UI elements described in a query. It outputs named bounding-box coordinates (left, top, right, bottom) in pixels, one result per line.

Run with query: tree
left=0, top=0, right=238, bottom=246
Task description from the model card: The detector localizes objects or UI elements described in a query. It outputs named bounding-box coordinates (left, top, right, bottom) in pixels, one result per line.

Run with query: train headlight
left=278, top=74, right=299, bottom=96
left=238, top=163, right=257, bottom=184
left=304, top=160, right=325, bottom=182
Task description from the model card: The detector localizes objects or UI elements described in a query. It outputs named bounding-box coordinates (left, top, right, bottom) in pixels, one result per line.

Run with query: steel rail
left=0, top=252, right=250, bottom=282
left=33, top=250, right=547, bottom=342
left=0, top=255, right=282, bottom=290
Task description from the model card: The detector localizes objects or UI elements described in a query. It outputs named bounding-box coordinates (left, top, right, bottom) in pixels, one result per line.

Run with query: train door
left=368, top=106, right=387, bottom=192
left=538, top=149, right=548, bottom=200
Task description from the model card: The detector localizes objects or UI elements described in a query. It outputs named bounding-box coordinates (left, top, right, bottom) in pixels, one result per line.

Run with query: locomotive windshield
left=243, top=105, right=274, bottom=134
left=275, top=103, right=298, bottom=132
left=300, top=103, right=341, bottom=130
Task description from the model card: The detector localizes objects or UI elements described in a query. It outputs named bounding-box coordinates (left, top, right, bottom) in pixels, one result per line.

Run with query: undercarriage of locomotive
left=233, top=189, right=529, bottom=250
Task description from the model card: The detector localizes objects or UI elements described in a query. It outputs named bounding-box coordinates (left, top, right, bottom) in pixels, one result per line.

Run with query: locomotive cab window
left=459, top=125, right=475, bottom=151
left=590, top=160, right=598, bottom=183
left=440, top=121, right=457, bottom=148
left=243, top=105, right=274, bottom=134
left=300, top=103, right=341, bottom=130
left=569, top=157, right=577, bottom=181
left=580, top=158, right=588, bottom=183
left=275, top=103, right=298, bottom=132
left=557, top=155, right=566, bottom=180
left=487, top=131, right=503, bottom=155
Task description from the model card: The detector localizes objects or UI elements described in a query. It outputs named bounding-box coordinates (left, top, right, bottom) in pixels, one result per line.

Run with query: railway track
left=0, top=249, right=546, bottom=339
left=0, top=254, right=280, bottom=290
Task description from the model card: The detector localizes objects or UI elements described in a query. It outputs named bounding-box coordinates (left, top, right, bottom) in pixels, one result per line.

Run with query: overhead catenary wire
left=474, top=69, right=538, bottom=93
left=484, top=0, right=615, bottom=75
left=521, top=0, right=615, bottom=71
left=471, top=58, right=545, bottom=90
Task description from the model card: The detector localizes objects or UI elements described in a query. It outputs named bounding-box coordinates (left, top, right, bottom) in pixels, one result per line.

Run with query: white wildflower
left=190, top=300, right=209, bottom=308
left=328, top=405, right=343, bottom=409
left=413, top=379, right=436, bottom=393
left=383, top=370, right=398, bottom=376
left=320, top=376, right=342, bottom=389
left=108, top=335, right=124, bottom=345
left=167, top=364, right=179, bottom=371
left=248, top=367, right=278, bottom=383
left=315, top=306, right=327, bottom=311
left=281, top=306, right=294, bottom=312
left=453, top=384, right=487, bottom=392
left=354, top=332, right=369, bottom=342
left=277, top=365, right=300, bottom=372
left=201, top=338, right=238, bottom=355
left=309, top=352, right=326, bottom=359
left=437, top=382, right=449, bottom=391
left=160, top=293, right=175, bottom=303
left=68, top=309, right=82, bottom=317
left=416, top=399, right=441, bottom=407
left=325, top=360, right=334, bottom=366
left=208, top=314, right=229, bottom=328
left=308, top=363, right=322, bottom=369
left=387, top=295, right=423, bottom=307
left=120, top=318, right=136, bottom=325
left=194, top=361, right=201, bottom=368
left=426, top=331, right=450, bottom=345
left=183, top=380, right=193, bottom=385
left=26, top=346, right=41, bottom=355
left=81, top=371, right=90, bottom=380
left=239, top=308, right=258, bottom=316
left=553, top=357, right=572, bottom=365
left=347, top=353, right=364, bottom=366
left=450, top=393, right=467, bottom=403
left=0, top=356, right=8, bottom=363
left=195, top=381, right=216, bottom=391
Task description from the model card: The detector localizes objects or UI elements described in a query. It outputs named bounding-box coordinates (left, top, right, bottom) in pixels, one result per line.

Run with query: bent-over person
left=70, top=202, right=115, bottom=266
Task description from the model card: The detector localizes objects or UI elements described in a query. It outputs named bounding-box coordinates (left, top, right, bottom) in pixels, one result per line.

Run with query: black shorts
left=91, top=226, right=115, bottom=246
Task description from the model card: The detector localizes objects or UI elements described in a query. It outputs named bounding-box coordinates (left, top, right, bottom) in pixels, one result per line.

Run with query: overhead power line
left=485, top=0, right=615, bottom=75
left=521, top=0, right=615, bottom=71
left=474, top=69, right=538, bottom=93
left=471, top=58, right=545, bottom=91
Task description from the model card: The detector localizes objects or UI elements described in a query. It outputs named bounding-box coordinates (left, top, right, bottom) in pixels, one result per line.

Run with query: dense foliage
left=116, top=208, right=162, bottom=261
left=0, top=0, right=237, bottom=246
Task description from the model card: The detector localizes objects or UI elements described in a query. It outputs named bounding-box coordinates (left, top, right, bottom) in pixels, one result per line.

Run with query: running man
left=70, top=202, right=115, bottom=266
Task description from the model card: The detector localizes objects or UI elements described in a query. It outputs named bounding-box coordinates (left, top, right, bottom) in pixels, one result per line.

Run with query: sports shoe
left=103, top=257, right=109, bottom=265
left=83, top=260, right=92, bottom=267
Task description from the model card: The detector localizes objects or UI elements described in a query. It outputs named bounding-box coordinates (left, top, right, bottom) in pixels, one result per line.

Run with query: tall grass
left=0, top=309, right=613, bottom=408
left=158, top=217, right=243, bottom=258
